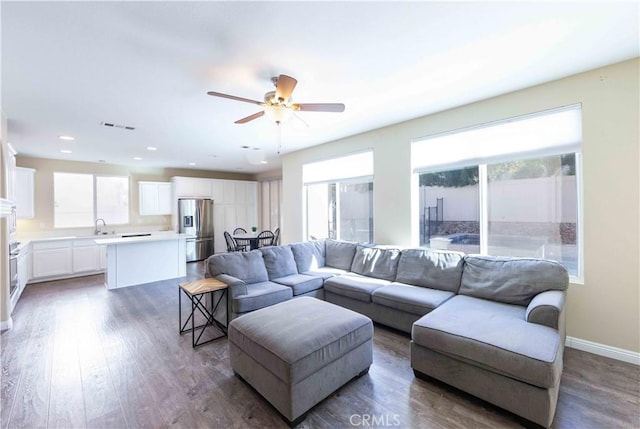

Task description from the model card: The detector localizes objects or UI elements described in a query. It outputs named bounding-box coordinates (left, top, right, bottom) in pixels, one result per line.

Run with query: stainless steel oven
left=9, top=242, right=19, bottom=297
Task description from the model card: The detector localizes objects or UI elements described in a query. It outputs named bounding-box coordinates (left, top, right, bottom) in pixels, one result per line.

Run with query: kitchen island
left=95, top=232, right=193, bottom=289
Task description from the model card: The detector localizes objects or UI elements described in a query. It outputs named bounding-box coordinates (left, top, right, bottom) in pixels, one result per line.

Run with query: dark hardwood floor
left=2, top=263, right=639, bottom=429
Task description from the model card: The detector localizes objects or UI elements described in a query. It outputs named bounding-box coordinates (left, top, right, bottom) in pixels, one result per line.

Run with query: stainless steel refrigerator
left=178, top=198, right=214, bottom=262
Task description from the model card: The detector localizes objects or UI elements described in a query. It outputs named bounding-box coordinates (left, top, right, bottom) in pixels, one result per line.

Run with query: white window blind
left=303, top=151, right=373, bottom=184
left=412, top=105, right=582, bottom=173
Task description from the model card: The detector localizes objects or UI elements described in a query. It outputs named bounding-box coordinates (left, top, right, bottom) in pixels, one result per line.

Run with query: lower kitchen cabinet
left=32, top=241, right=73, bottom=279
left=72, top=238, right=102, bottom=273
left=30, top=238, right=105, bottom=283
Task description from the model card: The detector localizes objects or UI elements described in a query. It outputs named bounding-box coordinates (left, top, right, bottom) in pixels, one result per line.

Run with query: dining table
left=232, top=231, right=260, bottom=250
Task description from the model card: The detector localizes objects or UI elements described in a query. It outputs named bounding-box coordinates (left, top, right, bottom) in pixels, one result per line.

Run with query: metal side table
left=179, top=278, right=228, bottom=348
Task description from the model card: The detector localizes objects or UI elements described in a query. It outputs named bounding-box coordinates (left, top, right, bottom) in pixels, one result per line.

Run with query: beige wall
left=282, top=58, right=640, bottom=353
left=16, top=156, right=254, bottom=236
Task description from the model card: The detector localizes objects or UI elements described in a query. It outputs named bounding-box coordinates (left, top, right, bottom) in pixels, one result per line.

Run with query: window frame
left=54, top=172, right=131, bottom=228
left=302, top=150, right=374, bottom=243
left=411, top=106, right=583, bottom=283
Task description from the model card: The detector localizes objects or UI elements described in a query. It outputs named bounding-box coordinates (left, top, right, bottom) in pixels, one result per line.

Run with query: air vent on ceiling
left=101, top=121, right=135, bottom=131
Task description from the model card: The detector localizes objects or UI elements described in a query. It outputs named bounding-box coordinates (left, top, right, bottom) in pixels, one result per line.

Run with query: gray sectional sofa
left=204, top=238, right=569, bottom=428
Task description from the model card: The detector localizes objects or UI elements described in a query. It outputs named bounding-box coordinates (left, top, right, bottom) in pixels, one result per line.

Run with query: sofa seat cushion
left=324, top=273, right=390, bottom=303
left=412, top=295, right=562, bottom=388
left=272, top=274, right=324, bottom=296
left=302, top=266, right=349, bottom=279
left=260, top=246, right=298, bottom=279
left=232, top=281, right=293, bottom=314
left=371, top=282, right=455, bottom=316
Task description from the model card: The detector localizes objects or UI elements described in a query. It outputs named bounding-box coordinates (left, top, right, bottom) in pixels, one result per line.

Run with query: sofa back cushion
left=290, top=240, right=326, bottom=272
left=459, top=255, right=569, bottom=306
left=395, top=248, right=465, bottom=293
left=260, top=245, right=298, bottom=279
left=325, top=239, right=358, bottom=270
left=350, top=246, right=401, bottom=281
left=206, top=250, right=268, bottom=284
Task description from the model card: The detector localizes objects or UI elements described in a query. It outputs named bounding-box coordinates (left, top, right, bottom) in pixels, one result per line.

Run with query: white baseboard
left=0, top=317, right=13, bottom=331
left=566, top=336, right=640, bottom=365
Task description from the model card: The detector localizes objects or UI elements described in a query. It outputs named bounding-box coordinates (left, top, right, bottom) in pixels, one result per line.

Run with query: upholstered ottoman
left=228, top=297, right=373, bottom=426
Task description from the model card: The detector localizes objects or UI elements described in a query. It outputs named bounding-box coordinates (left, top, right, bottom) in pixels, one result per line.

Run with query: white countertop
left=95, top=232, right=194, bottom=245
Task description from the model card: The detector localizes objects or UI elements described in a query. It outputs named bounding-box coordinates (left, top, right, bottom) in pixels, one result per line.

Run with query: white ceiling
left=2, top=1, right=638, bottom=174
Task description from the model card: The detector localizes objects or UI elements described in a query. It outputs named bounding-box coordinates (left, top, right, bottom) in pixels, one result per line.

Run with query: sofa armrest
left=214, top=274, right=248, bottom=298
left=526, top=290, right=566, bottom=329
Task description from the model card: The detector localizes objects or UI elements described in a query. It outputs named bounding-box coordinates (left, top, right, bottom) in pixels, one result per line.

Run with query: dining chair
left=257, top=230, right=275, bottom=247
left=233, top=227, right=250, bottom=251
left=224, top=231, right=242, bottom=252
left=273, top=227, right=280, bottom=246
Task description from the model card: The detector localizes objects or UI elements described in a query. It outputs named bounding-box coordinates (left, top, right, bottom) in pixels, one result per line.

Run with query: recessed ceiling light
left=133, top=157, right=142, bottom=161
left=188, top=162, right=196, bottom=166
left=241, top=145, right=250, bottom=149
left=260, top=160, right=268, bottom=164
left=59, top=135, right=75, bottom=141
left=61, top=149, right=72, bottom=154
left=98, top=160, right=106, bottom=163
left=146, top=146, right=157, bottom=151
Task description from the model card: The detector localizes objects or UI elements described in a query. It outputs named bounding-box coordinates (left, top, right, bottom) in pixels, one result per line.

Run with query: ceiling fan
left=207, top=74, right=345, bottom=125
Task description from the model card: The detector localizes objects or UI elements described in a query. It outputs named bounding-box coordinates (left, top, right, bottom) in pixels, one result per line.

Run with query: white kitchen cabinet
left=234, top=181, right=247, bottom=205
left=173, top=177, right=259, bottom=254
left=72, top=239, right=100, bottom=273
left=30, top=238, right=106, bottom=282
left=15, top=167, right=35, bottom=218
left=139, top=181, right=172, bottom=215
left=16, top=244, right=30, bottom=294
left=210, top=180, right=223, bottom=203
left=32, top=241, right=73, bottom=279
left=17, top=249, right=29, bottom=290
left=173, top=177, right=212, bottom=198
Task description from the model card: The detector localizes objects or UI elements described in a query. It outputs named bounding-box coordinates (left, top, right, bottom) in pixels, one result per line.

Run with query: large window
left=413, top=106, right=582, bottom=279
left=303, top=151, right=374, bottom=243
left=54, top=173, right=130, bottom=228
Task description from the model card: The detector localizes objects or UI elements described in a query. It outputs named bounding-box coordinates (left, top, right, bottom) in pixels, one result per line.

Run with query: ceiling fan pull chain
left=277, top=122, right=282, bottom=155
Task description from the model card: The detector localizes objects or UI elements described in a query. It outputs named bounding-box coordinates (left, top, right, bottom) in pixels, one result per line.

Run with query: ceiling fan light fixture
left=265, top=104, right=293, bottom=123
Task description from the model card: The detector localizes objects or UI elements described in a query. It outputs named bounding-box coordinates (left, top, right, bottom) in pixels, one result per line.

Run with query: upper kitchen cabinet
left=15, top=167, right=35, bottom=218
left=139, top=181, right=172, bottom=216
left=173, top=177, right=212, bottom=198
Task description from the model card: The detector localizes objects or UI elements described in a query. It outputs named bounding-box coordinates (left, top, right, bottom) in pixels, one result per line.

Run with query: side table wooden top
left=180, top=278, right=228, bottom=295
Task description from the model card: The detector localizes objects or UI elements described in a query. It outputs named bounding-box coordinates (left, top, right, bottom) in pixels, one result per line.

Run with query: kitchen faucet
left=94, top=218, right=107, bottom=235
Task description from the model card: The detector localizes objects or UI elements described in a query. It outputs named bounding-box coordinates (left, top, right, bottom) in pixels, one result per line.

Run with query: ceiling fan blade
left=207, top=91, right=263, bottom=106
left=275, top=74, right=297, bottom=101
left=294, top=103, right=345, bottom=112
left=235, top=111, right=265, bottom=124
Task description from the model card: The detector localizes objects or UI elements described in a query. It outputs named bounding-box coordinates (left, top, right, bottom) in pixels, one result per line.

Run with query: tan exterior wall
left=282, top=58, right=640, bottom=353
